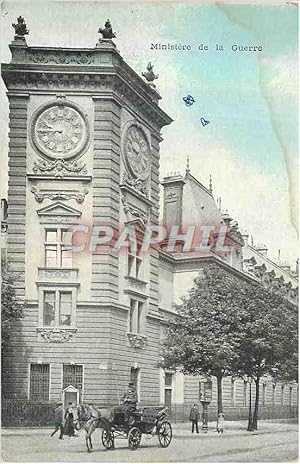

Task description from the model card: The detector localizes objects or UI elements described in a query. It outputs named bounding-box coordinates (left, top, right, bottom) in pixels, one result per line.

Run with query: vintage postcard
left=0, top=0, right=298, bottom=462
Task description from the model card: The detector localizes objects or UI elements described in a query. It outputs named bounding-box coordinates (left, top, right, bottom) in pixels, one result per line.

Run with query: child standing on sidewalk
left=217, top=413, right=225, bottom=433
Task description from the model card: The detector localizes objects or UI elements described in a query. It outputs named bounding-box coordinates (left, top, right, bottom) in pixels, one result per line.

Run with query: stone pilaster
left=6, top=93, right=29, bottom=298
left=91, top=97, right=121, bottom=301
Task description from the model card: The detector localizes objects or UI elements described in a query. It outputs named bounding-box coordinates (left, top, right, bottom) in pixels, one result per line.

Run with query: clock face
left=32, top=103, right=89, bottom=159
left=124, top=125, right=150, bottom=180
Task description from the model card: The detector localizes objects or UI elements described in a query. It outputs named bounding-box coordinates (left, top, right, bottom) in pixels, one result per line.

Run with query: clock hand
left=37, top=129, right=63, bottom=133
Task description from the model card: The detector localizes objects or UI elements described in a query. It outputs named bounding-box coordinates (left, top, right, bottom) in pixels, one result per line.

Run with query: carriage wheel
left=158, top=421, right=172, bottom=448
left=101, top=429, right=114, bottom=450
left=128, top=427, right=142, bottom=450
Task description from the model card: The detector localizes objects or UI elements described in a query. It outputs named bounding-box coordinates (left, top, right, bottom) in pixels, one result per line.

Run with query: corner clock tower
left=2, top=18, right=172, bottom=404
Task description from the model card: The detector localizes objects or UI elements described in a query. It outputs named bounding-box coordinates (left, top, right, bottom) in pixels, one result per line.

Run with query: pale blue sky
left=0, top=1, right=298, bottom=265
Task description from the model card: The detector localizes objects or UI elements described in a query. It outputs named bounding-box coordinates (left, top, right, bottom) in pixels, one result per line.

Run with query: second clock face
left=32, top=103, right=89, bottom=159
left=124, top=125, right=151, bottom=180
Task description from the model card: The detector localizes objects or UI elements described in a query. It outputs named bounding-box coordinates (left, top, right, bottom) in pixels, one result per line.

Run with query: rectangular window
left=128, top=299, right=144, bottom=334
left=43, top=291, right=55, bottom=326
left=137, top=301, right=143, bottom=333
left=63, top=364, right=83, bottom=391
left=127, top=244, right=143, bottom=279
left=129, top=299, right=136, bottom=333
left=165, top=373, right=173, bottom=387
left=29, top=364, right=50, bottom=401
left=45, top=228, right=72, bottom=268
left=43, top=290, right=73, bottom=327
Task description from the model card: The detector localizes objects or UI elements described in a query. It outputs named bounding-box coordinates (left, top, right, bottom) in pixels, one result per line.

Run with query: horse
left=78, top=404, right=114, bottom=452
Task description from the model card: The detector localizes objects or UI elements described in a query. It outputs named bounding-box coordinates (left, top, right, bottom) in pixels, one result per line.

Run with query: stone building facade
left=1, top=23, right=298, bottom=419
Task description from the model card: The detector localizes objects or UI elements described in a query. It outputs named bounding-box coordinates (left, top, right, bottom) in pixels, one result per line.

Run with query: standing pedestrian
left=217, top=413, right=225, bottom=433
left=64, top=402, right=76, bottom=437
left=51, top=402, right=64, bottom=439
left=189, top=403, right=200, bottom=433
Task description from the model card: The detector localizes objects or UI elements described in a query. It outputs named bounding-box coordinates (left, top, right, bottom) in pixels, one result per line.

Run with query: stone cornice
left=2, top=45, right=173, bottom=130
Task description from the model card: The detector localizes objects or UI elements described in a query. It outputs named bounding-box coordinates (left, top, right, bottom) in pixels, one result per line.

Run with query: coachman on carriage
left=79, top=387, right=173, bottom=452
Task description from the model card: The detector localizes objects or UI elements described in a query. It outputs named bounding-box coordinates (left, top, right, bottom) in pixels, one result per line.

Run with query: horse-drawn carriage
left=82, top=405, right=172, bottom=452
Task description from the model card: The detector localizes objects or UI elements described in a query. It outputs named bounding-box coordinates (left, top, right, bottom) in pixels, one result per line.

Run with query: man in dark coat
left=189, top=403, right=200, bottom=433
left=121, top=382, right=138, bottom=423
left=51, top=402, right=64, bottom=439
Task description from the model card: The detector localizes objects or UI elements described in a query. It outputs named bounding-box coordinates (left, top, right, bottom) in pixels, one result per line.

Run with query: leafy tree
left=159, top=263, right=298, bottom=429
left=233, top=287, right=298, bottom=429
left=1, top=259, right=24, bottom=349
left=159, top=264, right=250, bottom=416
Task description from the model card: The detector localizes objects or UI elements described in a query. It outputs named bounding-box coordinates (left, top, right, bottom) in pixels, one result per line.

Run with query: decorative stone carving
left=127, top=332, right=147, bottom=349
left=44, top=270, right=70, bottom=279
left=33, top=158, right=87, bottom=177
left=98, top=19, right=116, bottom=39
left=36, top=327, right=77, bottom=343
left=121, top=196, right=148, bottom=222
left=122, top=172, right=148, bottom=197
left=30, top=98, right=90, bottom=160
left=37, top=201, right=82, bottom=224
left=29, top=51, right=95, bottom=65
left=12, top=16, right=29, bottom=38
left=142, top=62, right=159, bottom=88
left=31, top=185, right=89, bottom=203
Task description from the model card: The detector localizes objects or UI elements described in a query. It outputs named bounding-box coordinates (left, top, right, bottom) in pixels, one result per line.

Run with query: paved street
left=1, top=420, right=298, bottom=462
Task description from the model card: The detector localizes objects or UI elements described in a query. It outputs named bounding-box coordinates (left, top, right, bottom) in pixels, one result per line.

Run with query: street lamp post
left=200, top=400, right=211, bottom=432
left=199, top=379, right=212, bottom=433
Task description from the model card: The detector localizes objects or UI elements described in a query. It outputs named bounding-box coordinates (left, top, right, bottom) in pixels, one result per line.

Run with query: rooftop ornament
left=142, top=62, right=159, bottom=88
left=12, top=16, right=29, bottom=41
left=98, top=19, right=116, bottom=40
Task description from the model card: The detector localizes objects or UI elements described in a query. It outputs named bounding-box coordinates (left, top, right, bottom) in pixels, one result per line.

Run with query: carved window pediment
left=37, top=201, right=82, bottom=217
left=37, top=201, right=82, bottom=223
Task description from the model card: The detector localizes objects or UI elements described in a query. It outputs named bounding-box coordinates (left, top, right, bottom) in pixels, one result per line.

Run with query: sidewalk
left=2, top=419, right=298, bottom=437
left=172, top=419, right=298, bottom=438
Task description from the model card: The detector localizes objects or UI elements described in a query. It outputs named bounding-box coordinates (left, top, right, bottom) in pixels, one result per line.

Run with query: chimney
left=161, top=173, right=186, bottom=224
left=241, top=230, right=249, bottom=245
left=255, top=244, right=268, bottom=257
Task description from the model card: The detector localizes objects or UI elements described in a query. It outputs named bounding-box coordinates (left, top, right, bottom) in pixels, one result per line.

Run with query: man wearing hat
left=121, top=382, right=138, bottom=424
left=51, top=402, right=64, bottom=439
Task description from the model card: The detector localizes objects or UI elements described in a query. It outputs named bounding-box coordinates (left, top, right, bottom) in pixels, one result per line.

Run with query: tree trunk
left=252, top=377, right=260, bottom=430
left=217, top=374, right=223, bottom=416
left=247, top=380, right=254, bottom=431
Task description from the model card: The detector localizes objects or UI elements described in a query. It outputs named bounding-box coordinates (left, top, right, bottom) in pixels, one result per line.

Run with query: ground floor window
left=63, top=364, right=83, bottom=390
left=63, top=364, right=83, bottom=403
left=29, top=363, right=50, bottom=401
left=164, top=372, right=173, bottom=410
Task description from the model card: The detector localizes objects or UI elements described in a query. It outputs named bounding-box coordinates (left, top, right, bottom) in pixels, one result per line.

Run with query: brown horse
left=78, top=405, right=114, bottom=452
